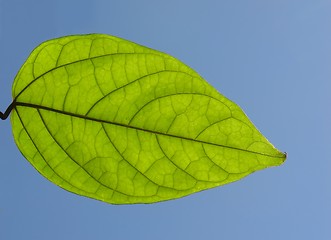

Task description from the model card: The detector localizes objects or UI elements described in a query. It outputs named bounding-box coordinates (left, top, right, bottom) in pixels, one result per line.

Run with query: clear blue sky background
left=0, top=0, right=330, bottom=239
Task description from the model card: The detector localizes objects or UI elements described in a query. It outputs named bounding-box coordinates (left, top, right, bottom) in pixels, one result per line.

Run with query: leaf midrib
left=15, top=101, right=284, bottom=159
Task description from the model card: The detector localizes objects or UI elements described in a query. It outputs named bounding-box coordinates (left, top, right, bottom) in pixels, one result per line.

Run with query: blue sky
left=0, top=0, right=330, bottom=239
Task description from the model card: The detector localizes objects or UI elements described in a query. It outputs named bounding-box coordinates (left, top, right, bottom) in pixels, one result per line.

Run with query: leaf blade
left=11, top=34, right=286, bottom=204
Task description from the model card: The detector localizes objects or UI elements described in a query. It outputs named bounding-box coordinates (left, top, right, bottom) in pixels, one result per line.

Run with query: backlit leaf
left=7, top=34, right=286, bottom=204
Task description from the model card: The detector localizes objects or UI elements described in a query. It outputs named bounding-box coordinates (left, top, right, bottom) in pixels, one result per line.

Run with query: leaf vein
left=15, top=103, right=284, bottom=159
left=35, top=108, right=134, bottom=197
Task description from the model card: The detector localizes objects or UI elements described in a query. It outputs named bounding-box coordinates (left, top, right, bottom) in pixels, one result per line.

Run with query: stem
left=0, top=101, right=16, bottom=120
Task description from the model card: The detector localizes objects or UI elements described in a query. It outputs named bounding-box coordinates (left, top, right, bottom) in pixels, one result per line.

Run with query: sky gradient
left=1, top=1, right=330, bottom=239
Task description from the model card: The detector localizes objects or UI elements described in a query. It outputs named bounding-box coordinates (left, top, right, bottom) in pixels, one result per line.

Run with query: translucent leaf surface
left=9, top=34, right=286, bottom=204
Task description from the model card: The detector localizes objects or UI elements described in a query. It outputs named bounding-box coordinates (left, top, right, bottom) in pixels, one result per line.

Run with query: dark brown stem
left=0, top=101, right=16, bottom=120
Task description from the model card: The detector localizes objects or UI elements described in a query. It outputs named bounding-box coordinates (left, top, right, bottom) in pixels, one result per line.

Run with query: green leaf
left=7, top=34, right=285, bottom=204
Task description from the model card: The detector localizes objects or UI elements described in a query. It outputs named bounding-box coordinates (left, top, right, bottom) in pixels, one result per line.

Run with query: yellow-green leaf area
left=10, top=34, right=286, bottom=204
